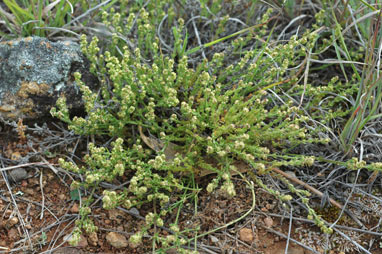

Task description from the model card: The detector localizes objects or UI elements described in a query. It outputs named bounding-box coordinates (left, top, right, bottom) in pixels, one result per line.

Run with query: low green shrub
left=50, top=3, right=343, bottom=252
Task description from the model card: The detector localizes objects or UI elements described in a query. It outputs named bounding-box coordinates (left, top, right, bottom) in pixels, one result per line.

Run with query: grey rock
left=0, top=36, right=98, bottom=120
left=8, top=168, right=27, bottom=182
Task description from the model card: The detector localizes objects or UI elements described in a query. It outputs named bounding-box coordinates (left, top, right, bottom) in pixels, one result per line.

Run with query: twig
left=0, top=162, right=48, bottom=172
left=2, top=196, right=60, bottom=222
left=284, top=207, right=293, bottom=254
left=257, top=211, right=382, bottom=236
left=191, top=13, right=207, bottom=60
left=39, top=169, right=45, bottom=220
left=272, top=167, right=343, bottom=209
left=271, top=166, right=364, bottom=228
left=0, top=163, right=33, bottom=250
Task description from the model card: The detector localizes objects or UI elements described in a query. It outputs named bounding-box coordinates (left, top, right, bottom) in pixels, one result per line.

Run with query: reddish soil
left=1, top=124, right=382, bottom=254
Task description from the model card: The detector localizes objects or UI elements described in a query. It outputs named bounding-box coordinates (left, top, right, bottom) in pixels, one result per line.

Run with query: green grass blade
left=359, top=0, right=377, bottom=11
left=4, top=0, right=35, bottom=25
left=0, top=11, right=19, bottom=34
left=52, top=0, right=69, bottom=27
left=36, top=0, right=44, bottom=36
left=331, top=29, right=348, bottom=82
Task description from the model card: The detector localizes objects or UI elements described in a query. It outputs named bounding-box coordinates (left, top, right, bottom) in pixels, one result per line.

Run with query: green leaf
left=70, top=189, right=81, bottom=201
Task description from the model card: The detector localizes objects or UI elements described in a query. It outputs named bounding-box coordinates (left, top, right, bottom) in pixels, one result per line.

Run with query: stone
left=209, top=235, right=219, bottom=243
left=106, top=232, right=128, bottom=249
left=58, top=193, right=66, bottom=200
left=88, top=232, right=98, bottom=246
left=239, top=227, right=254, bottom=243
left=8, top=168, right=27, bottom=182
left=70, top=203, right=79, bottom=213
left=264, top=217, right=274, bottom=227
left=5, top=216, right=18, bottom=229
left=0, top=36, right=98, bottom=120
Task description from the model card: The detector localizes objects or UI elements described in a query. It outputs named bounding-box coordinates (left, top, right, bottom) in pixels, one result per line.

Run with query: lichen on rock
left=0, top=36, right=98, bottom=120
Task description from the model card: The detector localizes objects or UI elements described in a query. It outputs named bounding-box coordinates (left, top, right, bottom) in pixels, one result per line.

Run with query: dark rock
left=8, top=168, right=28, bottom=182
left=0, top=36, right=98, bottom=120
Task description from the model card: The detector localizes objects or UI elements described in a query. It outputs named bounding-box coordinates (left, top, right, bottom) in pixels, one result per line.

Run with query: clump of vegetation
left=50, top=2, right=339, bottom=251
left=0, top=0, right=117, bottom=39
left=0, top=0, right=75, bottom=38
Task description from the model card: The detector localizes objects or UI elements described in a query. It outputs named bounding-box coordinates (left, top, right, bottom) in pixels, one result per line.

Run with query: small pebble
left=70, top=203, right=79, bottom=213
left=239, top=228, right=254, bottom=243
left=129, top=207, right=140, bottom=216
left=6, top=217, right=18, bottom=229
left=106, top=232, right=128, bottom=249
left=264, top=217, right=273, bottom=227
left=8, top=168, right=28, bottom=182
left=210, top=235, right=219, bottom=243
left=285, top=171, right=297, bottom=178
left=88, top=232, right=98, bottom=246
